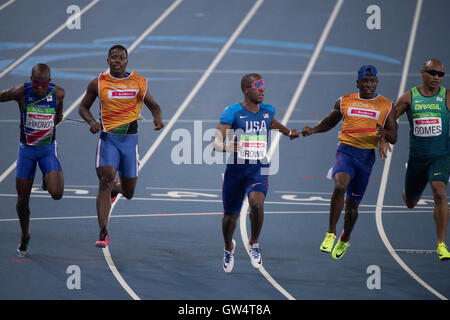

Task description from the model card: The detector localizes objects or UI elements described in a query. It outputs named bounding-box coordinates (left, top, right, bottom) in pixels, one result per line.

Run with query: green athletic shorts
left=404, top=154, right=450, bottom=200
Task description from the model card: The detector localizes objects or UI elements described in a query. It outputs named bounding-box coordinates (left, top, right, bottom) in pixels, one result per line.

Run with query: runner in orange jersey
left=302, top=65, right=397, bottom=259
left=79, top=45, right=164, bottom=248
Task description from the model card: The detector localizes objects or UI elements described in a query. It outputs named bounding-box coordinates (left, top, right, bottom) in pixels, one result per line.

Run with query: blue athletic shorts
left=16, top=141, right=62, bottom=179
left=222, top=164, right=269, bottom=215
left=331, top=143, right=375, bottom=203
left=96, top=132, right=139, bottom=178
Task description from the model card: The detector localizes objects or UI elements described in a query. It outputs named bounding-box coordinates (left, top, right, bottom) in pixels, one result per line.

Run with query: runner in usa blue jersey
left=213, top=73, right=299, bottom=273
left=0, top=64, right=65, bottom=256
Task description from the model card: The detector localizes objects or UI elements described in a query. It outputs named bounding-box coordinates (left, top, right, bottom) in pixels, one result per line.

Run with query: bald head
left=421, top=58, right=445, bottom=91
left=423, top=59, right=444, bottom=71
left=30, top=63, right=51, bottom=96
left=31, top=63, right=51, bottom=80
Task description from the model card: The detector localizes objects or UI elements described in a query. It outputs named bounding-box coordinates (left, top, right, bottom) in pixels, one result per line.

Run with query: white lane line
left=0, top=161, right=16, bottom=184
left=104, top=0, right=264, bottom=300
left=0, top=193, right=436, bottom=213
left=0, top=0, right=100, bottom=79
left=0, top=0, right=15, bottom=11
left=374, top=0, right=447, bottom=301
left=394, top=249, right=435, bottom=254
left=61, top=0, right=184, bottom=119
left=0, top=210, right=434, bottom=223
left=239, top=0, right=344, bottom=301
left=137, top=0, right=265, bottom=169
left=102, top=249, right=140, bottom=300
left=98, top=0, right=184, bottom=301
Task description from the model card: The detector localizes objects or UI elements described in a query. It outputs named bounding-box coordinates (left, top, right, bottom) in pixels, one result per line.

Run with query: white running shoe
left=249, top=242, right=262, bottom=269
left=223, top=239, right=236, bottom=274
left=17, top=237, right=30, bottom=257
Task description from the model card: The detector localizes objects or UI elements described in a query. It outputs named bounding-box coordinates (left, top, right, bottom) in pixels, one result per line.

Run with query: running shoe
left=437, top=242, right=450, bottom=261
left=320, top=232, right=336, bottom=253
left=95, top=234, right=110, bottom=248
left=17, top=236, right=30, bottom=257
left=111, top=178, right=118, bottom=204
left=331, top=237, right=350, bottom=260
left=223, top=239, right=236, bottom=273
left=249, top=242, right=262, bottom=269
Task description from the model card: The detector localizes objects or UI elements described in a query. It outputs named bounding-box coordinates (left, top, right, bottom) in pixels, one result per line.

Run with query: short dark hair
left=241, top=73, right=262, bottom=91
left=108, top=44, right=128, bottom=58
left=31, top=63, right=51, bottom=79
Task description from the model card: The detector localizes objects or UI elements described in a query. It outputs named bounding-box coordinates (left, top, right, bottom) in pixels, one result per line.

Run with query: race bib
left=237, top=134, right=267, bottom=160
left=347, top=107, right=380, bottom=120
left=25, top=106, right=55, bottom=130
left=413, top=113, right=442, bottom=137
left=108, top=89, right=139, bottom=99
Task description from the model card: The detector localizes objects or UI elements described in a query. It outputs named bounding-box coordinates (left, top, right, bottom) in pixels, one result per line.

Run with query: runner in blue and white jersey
left=213, top=73, right=299, bottom=273
left=0, top=64, right=65, bottom=256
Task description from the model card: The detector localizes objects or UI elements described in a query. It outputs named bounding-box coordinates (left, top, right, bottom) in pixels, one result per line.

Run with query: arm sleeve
left=220, top=106, right=235, bottom=125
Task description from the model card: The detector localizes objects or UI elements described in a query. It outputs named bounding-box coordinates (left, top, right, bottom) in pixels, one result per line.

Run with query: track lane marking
left=0, top=0, right=100, bottom=79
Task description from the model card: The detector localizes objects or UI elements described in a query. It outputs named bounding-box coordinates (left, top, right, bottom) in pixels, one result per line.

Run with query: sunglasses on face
left=249, top=79, right=265, bottom=90
left=31, top=80, right=50, bottom=88
left=424, top=69, right=445, bottom=77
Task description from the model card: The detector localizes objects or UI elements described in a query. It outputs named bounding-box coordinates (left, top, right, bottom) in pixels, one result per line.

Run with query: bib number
left=413, top=116, right=442, bottom=137
left=237, top=134, right=267, bottom=160
left=26, top=112, right=54, bottom=130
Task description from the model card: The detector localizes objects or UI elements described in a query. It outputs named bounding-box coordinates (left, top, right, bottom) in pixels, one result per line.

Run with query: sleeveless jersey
left=408, top=86, right=448, bottom=158
left=220, top=102, right=275, bottom=167
left=20, top=82, right=58, bottom=146
left=98, top=71, right=147, bottom=134
left=338, top=93, right=393, bottom=149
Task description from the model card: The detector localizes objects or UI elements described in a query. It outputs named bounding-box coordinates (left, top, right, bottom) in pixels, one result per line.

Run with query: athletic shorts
left=222, top=164, right=269, bottom=215
left=332, top=143, right=375, bottom=203
left=404, top=154, right=450, bottom=200
left=96, top=132, right=139, bottom=178
left=16, top=141, right=62, bottom=179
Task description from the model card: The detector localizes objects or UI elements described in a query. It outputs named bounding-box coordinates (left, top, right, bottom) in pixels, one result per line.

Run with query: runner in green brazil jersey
left=379, top=58, right=450, bottom=260
left=408, top=86, right=448, bottom=158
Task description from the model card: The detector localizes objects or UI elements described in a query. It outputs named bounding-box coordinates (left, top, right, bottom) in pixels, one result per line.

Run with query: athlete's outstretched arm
left=0, top=85, right=23, bottom=103
left=301, top=100, right=342, bottom=136
left=79, top=78, right=101, bottom=134
left=143, top=91, right=163, bottom=130
left=270, top=118, right=299, bottom=140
